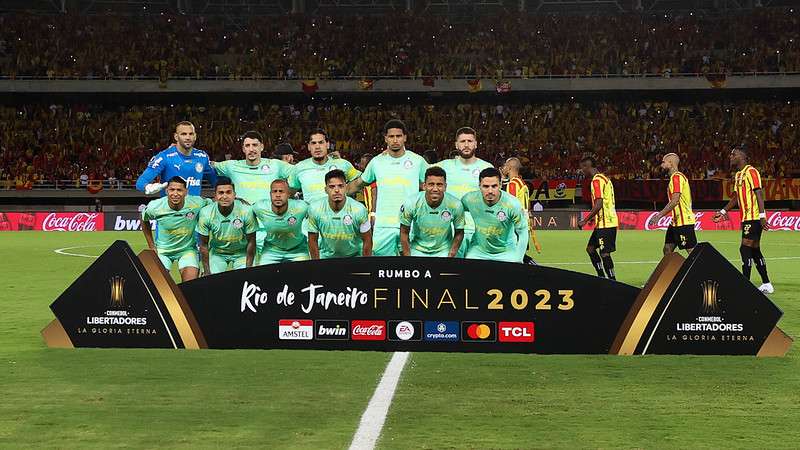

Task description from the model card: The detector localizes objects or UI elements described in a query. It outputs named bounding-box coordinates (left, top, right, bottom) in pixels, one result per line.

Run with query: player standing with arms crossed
left=713, top=147, right=773, bottom=293
left=141, top=176, right=212, bottom=281
left=347, top=120, right=428, bottom=256
left=435, top=127, right=493, bottom=256
left=648, top=153, right=698, bottom=255
left=461, top=168, right=529, bottom=263
left=399, top=166, right=465, bottom=257
left=136, top=121, right=217, bottom=196
left=196, top=177, right=257, bottom=275
left=576, top=157, right=618, bottom=280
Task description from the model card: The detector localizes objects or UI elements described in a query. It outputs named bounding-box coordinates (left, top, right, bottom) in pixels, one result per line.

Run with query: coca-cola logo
left=41, top=213, right=102, bottom=232
left=644, top=212, right=705, bottom=231
left=767, top=211, right=800, bottom=231
left=351, top=320, right=386, bottom=341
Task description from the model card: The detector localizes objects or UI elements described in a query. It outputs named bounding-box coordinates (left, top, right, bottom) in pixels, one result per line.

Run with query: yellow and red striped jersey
left=667, top=171, right=695, bottom=227
left=591, top=173, right=618, bottom=228
left=505, top=176, right=530, bottom=211
left=734, top=164, right=763, bottom=222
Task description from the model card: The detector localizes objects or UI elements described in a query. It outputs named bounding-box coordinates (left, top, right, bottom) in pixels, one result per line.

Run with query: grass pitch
left=1, top=230, right=798, bottom=448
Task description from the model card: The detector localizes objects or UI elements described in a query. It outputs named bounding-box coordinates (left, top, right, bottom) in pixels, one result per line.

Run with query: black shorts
left=741, top=220, right=763, bottom=240
left=665, top=225, right=697, bottom=250
left=588, top=227, right=617, bottom=253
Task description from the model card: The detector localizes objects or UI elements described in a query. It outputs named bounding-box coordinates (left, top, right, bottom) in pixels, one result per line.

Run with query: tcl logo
left=498, top=322, right=535, bottom=343
left=351, top=320, right=386, bottom=341
left=40, top=212, right=103, bottom=232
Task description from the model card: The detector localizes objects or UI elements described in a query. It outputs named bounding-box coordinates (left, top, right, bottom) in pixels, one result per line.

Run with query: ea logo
left=395, top=321, right=415, bottom=341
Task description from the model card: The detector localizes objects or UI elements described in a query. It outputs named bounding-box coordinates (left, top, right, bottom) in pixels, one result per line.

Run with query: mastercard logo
left=461, top=322, right=496, bottom=342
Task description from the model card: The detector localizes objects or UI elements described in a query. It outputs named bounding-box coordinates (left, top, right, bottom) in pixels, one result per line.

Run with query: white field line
left=53, top=245, right=106, bottom=258
left=349, top=351, right=410, bottom=450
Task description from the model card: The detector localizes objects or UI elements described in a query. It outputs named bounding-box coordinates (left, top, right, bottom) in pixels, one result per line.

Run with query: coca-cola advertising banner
left=723, top=178, right=800, bottom=201
left=43, top=241, right=790, bottom=355
left=0, top=212, right=103, bottom=232
left=580, top=211, right=800, bottom=231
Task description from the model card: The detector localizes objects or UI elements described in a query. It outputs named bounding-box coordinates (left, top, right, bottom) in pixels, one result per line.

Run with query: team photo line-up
left=136, top=119, right=774, bottom=294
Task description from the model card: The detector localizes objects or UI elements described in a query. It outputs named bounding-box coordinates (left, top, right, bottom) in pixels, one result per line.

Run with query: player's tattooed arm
left=245, top=232, right=256, bottom=267
left=649, top=192, right=681, bottom=226
left=141, top=219, right=156, bottom=250
left=360, top=229, right=373, bottom=257
left=448, top=229, right=465, bottom=258
left=399, top=224, right=412, bottom=256
left=308, top=233, right=321, bottom=260
left=755, top=188, right=769, bottom=230
left=346, top=176, right=365, bottom=195
left=198, top=235, right=211, bottom=276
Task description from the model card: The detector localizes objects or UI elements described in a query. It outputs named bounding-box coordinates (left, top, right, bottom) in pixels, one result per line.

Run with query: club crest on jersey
left=262, top=164, right=272, bottom=174
left=186, top=212, right=196, bottom=220
left=195, top=162, right=204, bottom=173
left=403, top=160, right=413, bottom=169
left=441, top=210, right=452, bottom=221
left=496, top=211, right=507, bottom=222
left=343, top=215, right=353, bottom=225
left=472, top=168, right=480, bottom=176
left=232, top=218, right=244, bottom=229
left=288, top=217, right=297, bottom=225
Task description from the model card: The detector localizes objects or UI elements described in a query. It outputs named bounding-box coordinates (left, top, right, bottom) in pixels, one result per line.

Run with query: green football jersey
left=307, top=197, right=370, bottom=258
left=288, top=156, right=361, bottom=205
left=251, top=198, right=308, bottom=252
left=142, top=196, right=211, bottom=254
left=214, top=158, right=293, bottom=204
left=196, top=200, right=258, bottom=255
left=399, top=192, right=465, bottom=254
left=461, top=190, right=527, bottom=255
left=361, top=150, right=427, bottom=229
left=435, top=157, right=493, bottom=231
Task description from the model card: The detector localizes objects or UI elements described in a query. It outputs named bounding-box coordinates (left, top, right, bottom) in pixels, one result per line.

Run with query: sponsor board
left=580, top=211, right=800, bottom=231
left=498, top=322, right=535, bottom=343
left=44, top=241, right=789, bottom=355
left=351, top=320, right=386, bottom=341
left=315, top=320, right=350, bottom=340
left=423, top=321, right=460, bottom=342
left=461, top=322, right=496, bottom=342
left=278, top=319, right=313, bottom=340
left=0, top=212, right=104, bottom=231
left=388, top=320, right=422, bottom=341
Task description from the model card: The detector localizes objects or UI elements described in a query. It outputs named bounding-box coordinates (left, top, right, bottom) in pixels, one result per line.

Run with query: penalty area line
left=349, top=351, right=410, bottom=450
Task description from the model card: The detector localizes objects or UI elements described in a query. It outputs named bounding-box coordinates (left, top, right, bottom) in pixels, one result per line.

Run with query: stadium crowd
left=1, top=99, right=798, bottom=188
left=1, top=8, right=799, bottom=79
